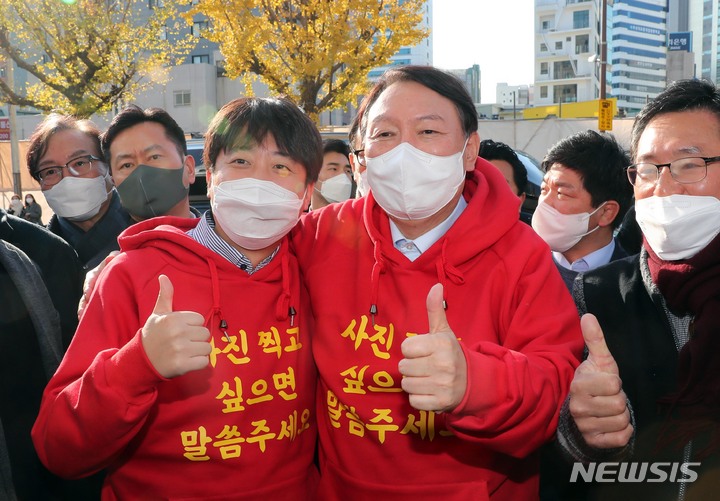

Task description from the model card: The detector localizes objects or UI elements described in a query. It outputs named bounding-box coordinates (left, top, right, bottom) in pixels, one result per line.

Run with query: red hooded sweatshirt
left=32, top=217, right=318, bottom=500
left=291, top=158, right=583, bottom=500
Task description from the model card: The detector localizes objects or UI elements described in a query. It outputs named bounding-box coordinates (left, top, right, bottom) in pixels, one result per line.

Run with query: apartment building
left=534, top=0, right=669, bottom=117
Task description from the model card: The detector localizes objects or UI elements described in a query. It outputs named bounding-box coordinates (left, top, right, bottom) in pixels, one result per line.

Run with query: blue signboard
left=668, top=32, right=692, bottom=52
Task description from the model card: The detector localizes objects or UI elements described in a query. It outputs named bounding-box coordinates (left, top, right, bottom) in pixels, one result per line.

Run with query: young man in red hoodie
left=32, top=97, right=321, bottom=500
left=292, top=65, right=584, bottom=499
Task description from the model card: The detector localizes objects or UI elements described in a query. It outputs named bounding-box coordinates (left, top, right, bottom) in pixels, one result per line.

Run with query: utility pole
left=600, top=0, right=607, bottom=102
left=597, top=0, right=612, bottom=132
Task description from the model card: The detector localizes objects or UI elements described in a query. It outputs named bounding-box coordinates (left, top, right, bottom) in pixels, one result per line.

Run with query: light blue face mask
left=116, top=164, right=188, bottom=220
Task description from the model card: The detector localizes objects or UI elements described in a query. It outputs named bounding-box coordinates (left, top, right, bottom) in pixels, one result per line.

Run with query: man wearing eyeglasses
left=26, top=114, right=132, bottom=270
left=554, top=79, right=720, bottom=499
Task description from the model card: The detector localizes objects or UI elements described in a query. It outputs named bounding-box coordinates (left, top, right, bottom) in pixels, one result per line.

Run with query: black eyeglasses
left=626, top=156, right=720, bottom=186
left=35, top=155, right=103, bottom=187
left=352, top=148, right=366, bottom=166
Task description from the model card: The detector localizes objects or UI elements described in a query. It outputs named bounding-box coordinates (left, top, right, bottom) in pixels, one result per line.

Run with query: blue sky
left=432, top=0, right=535, bottom=103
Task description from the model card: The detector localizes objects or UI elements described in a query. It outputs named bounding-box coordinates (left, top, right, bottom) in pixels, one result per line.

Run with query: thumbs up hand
left=398, top=284, right=467, bottom=412
left=568, top=314, right=633, bottom=448
left=141, top=275, right=211, bottom=378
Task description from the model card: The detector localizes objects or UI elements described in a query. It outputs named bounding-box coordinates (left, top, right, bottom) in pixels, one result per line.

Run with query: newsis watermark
left=570, top=462, right=701, bottom=483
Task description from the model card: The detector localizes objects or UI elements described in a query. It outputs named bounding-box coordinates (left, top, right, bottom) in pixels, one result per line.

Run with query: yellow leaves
left=191, top=0, right=428, bottom=121
left=0, top=0, right=194, bottom=117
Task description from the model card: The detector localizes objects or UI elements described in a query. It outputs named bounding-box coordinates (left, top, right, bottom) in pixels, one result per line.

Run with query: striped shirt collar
left=186, top=211, right=277, bottom=274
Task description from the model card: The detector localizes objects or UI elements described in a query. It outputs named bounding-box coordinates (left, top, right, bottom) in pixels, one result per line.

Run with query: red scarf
left=646, top=232, right=720, bottom=411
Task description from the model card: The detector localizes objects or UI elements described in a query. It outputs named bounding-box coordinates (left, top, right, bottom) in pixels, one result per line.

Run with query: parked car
left=187, top=140, right=210, bottom=214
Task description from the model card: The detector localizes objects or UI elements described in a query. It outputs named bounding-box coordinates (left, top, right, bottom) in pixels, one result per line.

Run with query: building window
left=575, top=34, right=589, bottom=54
left=573, top=10, right=589, bottom=29
left=192, top=54, right=210, bottom=64
left=159, top=25, right=168, bottom=40
left=553, top=60, right=575, bottom=79
left=540, top=43, right=548, bottom=52
left=540, top=62, right=549, bottom=75
left=149, top=0, right=164, bottom=8
left=216, top=60, right=226, bottom=77
left=540, top=86, right=548, bottom=98
left=174, top=90, right=191, bottom=107
left=192, top=20, right=208, bottom=37
left=555, top=41, right=562, bottom=50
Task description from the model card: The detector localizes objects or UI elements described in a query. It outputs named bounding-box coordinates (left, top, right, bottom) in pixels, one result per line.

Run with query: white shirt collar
left=554, top=238, right=616, bottom=272
left=390, top=196, right=468, bottom=256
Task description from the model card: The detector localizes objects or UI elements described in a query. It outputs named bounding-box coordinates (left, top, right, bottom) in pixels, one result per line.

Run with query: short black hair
left=203, top=97, right=322, bottom=184
left=543, top=130, right=632, bottom=229
left=479, top=139, right=527, bottom=196
left=355, top=65, right=478, bottom=142
left=100, top=105, right=187, bottom=164
left=323, top=138, right=350, bottom=158
left=632, top=79, right=720, bottom=160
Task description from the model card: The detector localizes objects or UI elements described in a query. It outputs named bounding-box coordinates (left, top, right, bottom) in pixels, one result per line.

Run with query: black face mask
left=116, top=165, right=188, bottom=220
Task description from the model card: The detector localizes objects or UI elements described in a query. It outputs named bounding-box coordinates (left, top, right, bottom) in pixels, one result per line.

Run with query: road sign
left=598, top=99, right=613, bottom=131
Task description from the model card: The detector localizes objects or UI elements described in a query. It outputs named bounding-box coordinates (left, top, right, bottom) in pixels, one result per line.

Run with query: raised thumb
left=426, top=283, right=450, bottom=334
left=152, top=274, right=174, bottom=315
left=581, top=313, right=619, bottom=376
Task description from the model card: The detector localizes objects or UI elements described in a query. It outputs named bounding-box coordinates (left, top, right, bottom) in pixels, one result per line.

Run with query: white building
left=534, top=0, right=670, bottom=117
left=534, top=0, right=598, bottom=107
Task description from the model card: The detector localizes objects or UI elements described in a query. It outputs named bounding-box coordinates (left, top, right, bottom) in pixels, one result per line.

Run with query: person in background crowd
left=310, top=139, right=354, bottom=209
left=20, top=193, right=43, bottom=225
left=26, top=114, right=132, bottom=270
left=532, top=130, right=633, bottom=290
left=479, top=138, right=527, bottom=210
left=556, top=78, right=720, bottom=499
left=100, top=105, right=200, bottom=222
left=348, top=120, right=368, bottom=198
left=7, top=194, right=24, bottom=217
left=1, top=208, right=100, bottom=499
left=291, top=65, right=583, bottom=499
left=33, top=96, right=321, bottom=500
left=615, top=203, right=643, bottom=256
left=76, top=105, right=201, bottom=317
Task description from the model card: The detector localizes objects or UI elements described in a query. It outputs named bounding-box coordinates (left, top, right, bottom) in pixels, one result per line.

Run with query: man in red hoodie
left=33, top=97, right=321, bottom=500
left=292, top=65, right=584, bottom=499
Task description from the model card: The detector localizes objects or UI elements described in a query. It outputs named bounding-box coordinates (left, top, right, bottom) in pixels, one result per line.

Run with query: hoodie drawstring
left=436, top=239, right=466, bottom=310
left=204, top=258, right=231, bottom=342
left=369, top=238, right=386, bottom=325
left=275, top=252, right=296, bottom=326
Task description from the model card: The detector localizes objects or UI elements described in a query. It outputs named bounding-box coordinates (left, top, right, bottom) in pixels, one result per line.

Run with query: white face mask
left=43, top=175, right=109, bottom=222
left=212, top=178, right=304, bottom=251
left=353, top=169, right=368, bottom=198
left=319, top=173, right=352, bottom=203
left=531, top=200, right=606, bottom=252
left=365, top=140, right=468, bottom=220
left=635, top=194, right=720, bottom=261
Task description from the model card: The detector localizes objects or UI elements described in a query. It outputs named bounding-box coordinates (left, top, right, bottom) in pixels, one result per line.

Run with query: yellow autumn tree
left=189, top=0, right=428, bottom=120
left=0, top=0, right=193, bottom=118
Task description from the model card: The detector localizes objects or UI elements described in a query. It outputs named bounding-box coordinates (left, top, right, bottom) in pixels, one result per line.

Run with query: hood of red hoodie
left=116, top=215, right=297, bottom=325
left=116, top=216, right=216, bottom=271
left=363, top=157, right=523, bottom=268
